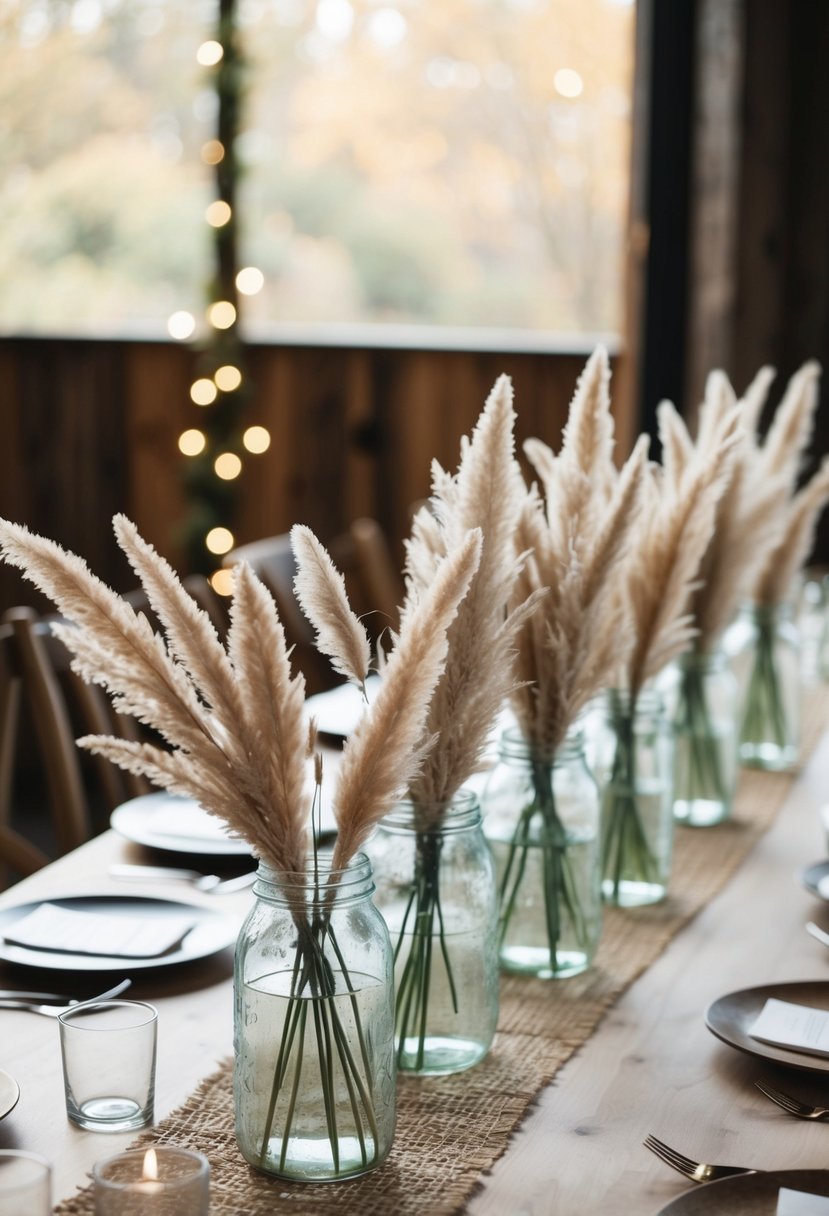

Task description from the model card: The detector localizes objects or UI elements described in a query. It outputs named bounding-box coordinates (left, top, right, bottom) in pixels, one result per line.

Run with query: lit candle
left=92, top=1146, right=209, bottom=1215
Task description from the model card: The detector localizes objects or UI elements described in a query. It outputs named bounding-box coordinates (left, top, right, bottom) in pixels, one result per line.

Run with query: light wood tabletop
left=2, top=730, right=829, bottom=1214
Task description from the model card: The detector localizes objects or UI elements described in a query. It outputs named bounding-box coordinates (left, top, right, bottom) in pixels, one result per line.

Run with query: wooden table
left=3, top=733, right=829, bottom=1215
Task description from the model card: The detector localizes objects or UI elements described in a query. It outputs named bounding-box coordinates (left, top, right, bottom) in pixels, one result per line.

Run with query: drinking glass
left=58, top=999, right=158, bottom=1132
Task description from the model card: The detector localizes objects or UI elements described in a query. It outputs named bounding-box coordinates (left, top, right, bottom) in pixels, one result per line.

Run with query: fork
left=643, top=1133, right=756, bottom=1182
left=755, top=1077, right=829, bottom=1121
left=0, top=978, right=132, bottom=1018
left=109, top=864, right=257, bottom=894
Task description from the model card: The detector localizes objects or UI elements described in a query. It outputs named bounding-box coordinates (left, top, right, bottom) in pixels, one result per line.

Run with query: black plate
left=657, top=1170, right=829, bottom=1214
left=705, top=981, right=829, bottom=1075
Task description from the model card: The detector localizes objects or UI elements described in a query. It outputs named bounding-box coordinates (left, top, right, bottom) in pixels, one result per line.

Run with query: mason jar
left=660, top=646, right=739, bottom=827
left=368, top=791, right=499, bottom=1076
left=481, top=728, right=602, bottom=980
left=233, top=854, right=395, bottom=1182
left=724, top=601, right=801, bottom=770
left=595, top=689, right=674, bottom=907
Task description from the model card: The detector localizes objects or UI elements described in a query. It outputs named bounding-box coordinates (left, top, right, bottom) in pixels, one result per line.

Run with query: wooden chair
left=223, top=518, right=403, bottom=693
left=0, top=607, right=151, bottom=885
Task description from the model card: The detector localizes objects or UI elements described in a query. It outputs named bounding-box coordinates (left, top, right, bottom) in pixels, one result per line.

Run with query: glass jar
left=368, top=791, right=498, bottom=1076
left=481, top=728, right=602, bottom=980
left=724, top=601, right=801, bottom=770
left=660, top=647, right=739, bottom=827
left=595, top=689, right=674, bottom=907
left=233, top=854, right=395, bottom=1182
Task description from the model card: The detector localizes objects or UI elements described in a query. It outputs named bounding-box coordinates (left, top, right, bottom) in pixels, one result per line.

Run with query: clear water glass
left=58, top=1000, right=158, bottom=1132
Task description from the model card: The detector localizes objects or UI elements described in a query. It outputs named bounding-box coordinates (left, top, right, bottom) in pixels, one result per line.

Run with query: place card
left=4, top=904, right=196, bottom=958
left=777, top=1187, right=829, bottom=1215
left=749, top=997, right=829, bottom=1057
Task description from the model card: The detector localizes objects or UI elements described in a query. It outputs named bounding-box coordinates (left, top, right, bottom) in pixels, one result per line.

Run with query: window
left=1, top=0, right=635, bottom=339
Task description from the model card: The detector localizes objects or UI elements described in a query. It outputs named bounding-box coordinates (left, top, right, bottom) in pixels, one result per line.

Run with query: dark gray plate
left=705, top=981, right=829, bottom=1075
left=657, top=1170, right=829, bottom=1214
left=0, top=894, right=238, bottom=972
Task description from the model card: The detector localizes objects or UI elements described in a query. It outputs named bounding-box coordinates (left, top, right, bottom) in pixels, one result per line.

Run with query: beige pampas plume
left=332, top=529, right=482, bottom=867
left=755, top=360, right=821, bottom=484
left=755, top=454, right=829, bottom=605
left=401, top=374, right=541, bottom=809
left=623, top=401, right=742, bottom=697
left=291, top=524, right=372, bottom=692
left=510, top=350, right=648, bottom=760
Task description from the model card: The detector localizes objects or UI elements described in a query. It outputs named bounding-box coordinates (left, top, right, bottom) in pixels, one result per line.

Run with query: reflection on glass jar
left=368, top=792, right=499, bottom=1076
left=482, top=729, right=602, bottom=980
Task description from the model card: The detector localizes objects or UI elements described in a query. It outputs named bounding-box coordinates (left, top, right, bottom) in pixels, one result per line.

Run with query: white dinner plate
left=305, top=675, right=380, bottom=739
left=705, top=981, right=829, bottom=1075
left=111, top=793, right=252, bottom=857
left=0, top=1069, right=19, bottom=1120
left=0, top=895, right=239, bottom=972
left=657, top=1170, right=829, bottom=1213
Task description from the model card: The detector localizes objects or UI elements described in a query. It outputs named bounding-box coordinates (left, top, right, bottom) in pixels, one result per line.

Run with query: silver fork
left=0, top=978, right=132, bottom=1018
left=643, top=1134, right=756, bottom=1182
left=109, top=864, right=256, bottom=894
left=755, top=1077, right=829, bottom=1121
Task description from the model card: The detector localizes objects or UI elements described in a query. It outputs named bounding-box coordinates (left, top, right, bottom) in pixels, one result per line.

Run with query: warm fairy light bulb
left=206, top=200, right=232, bottom=227
left=243, top=425, right=271, bottom=454
left=205, top=526, right=235, bottom=555
left=196, top=40, right=224, bottom=66
left=210, top=568, right=235, bottom=597
left=236, top=266, right=265, bottom=295
left=178, top=428, right=206, bottom=456
left=167, top=310, right=196, bottom=340
left=190, top=378, right=218, bottom=406
left=214, top=452, right=242, bottom=480
left=554, top=67, right=583, bottom=98
left=214, top=364, right=242, bottom=392
left=201, top=139, right=225, bottom=165
left=207, top=301, right=236, bottom=330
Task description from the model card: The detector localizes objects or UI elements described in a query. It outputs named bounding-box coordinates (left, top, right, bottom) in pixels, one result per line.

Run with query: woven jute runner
left=55, top=688, right=829, bottom=1215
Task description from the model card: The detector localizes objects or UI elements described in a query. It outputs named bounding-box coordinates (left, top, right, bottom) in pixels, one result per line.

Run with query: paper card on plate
left=777, top=1188, right=829, bottom=1214
left=3, top=903, right=196, bottom=958
left=749, top=998, right=829, bottom=1057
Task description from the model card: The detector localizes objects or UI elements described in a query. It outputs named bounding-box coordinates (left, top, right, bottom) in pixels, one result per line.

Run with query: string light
left=554, top=67, right=583, bottom=98
left=168, top=310, right=196, bottom=340
left=243, top=425, right=271, bottom=454
left=190, top=378, right=218, bottom=406
left=214, top=364, right=242, bottom=392
left=207, top=300, right=236, bottom=329
left=236, top=266, right=264, bottom=295
left=214, top=452, right=242, bottom=480
left=201, top=139, right=225, bottom=164
left=205, top=526, right=235, bottom=555
left=196, top=40, right=224, bottom=66
left=206, top=200, right=232, bottom=227
left=210, top=569, right=235, bottom=597
left=178, top=428, right=207, bottom=456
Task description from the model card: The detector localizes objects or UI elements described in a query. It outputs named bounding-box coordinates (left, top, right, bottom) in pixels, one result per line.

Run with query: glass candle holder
left=0, top=1151, right=51, bottom=1216
left=58, top=1000, right=158, bottom=1132
left=93, top=1147, right=209, bottom=1216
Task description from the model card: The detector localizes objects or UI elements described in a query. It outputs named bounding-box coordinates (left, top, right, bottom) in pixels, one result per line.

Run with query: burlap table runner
left=55, top=688, right=829, bottom=1215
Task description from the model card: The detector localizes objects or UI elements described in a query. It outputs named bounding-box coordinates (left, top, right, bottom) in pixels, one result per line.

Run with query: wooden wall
left=0, top=337, right=620, bottom=611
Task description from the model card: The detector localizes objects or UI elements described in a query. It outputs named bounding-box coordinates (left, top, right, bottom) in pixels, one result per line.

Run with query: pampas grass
left=0, top=515, right=478, bottom=877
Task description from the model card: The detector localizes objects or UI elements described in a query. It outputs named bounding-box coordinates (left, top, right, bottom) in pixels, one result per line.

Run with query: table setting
left=1, top=351, right=829, bottom=1214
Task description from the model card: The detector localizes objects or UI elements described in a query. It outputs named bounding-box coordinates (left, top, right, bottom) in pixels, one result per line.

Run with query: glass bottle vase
left=233, top=854, right=396, bottom=1182
left=481, top=729, right=602, bottom=980
left=595, top=689, right=674, bottom=907
left=660, top=646, right=739, bottom=827
left=724, top=601, right=801, bottom=771
left=368, top=791, right=499, bottom=1076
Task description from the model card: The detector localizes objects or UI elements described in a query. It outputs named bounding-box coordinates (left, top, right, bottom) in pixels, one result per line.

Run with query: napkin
left=749, top=997, right=829, bottom=1057
left=777, top=1188, right=829, bottom=1215
left=4, top=903, right=196, bottom=958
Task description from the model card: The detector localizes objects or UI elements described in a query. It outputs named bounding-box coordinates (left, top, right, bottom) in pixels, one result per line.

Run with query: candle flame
left=142, top=1148, right=159, bottom=1182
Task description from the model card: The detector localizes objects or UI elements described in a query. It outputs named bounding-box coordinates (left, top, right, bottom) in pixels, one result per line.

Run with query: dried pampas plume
left=291, top=524, right=371, bottom=692
left=0, top=515, right=476, bottom=878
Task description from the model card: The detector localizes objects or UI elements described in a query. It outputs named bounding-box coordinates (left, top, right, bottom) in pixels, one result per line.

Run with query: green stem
left=601, top=693, right=660, bottom=902
left=674, top=662, right=729, bottom=807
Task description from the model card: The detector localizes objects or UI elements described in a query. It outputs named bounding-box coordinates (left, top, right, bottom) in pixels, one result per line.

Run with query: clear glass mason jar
left=595, top=689, right=674, bottom=907
left=724, top=601, right=801, bottom=770
left=233, top=854, right=396, bottom=1182
left=660, top=646, right=739, bottom=827
left=481, top=728, right=602, bottom=980
left=367, top=791, right=499, bottom=1076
